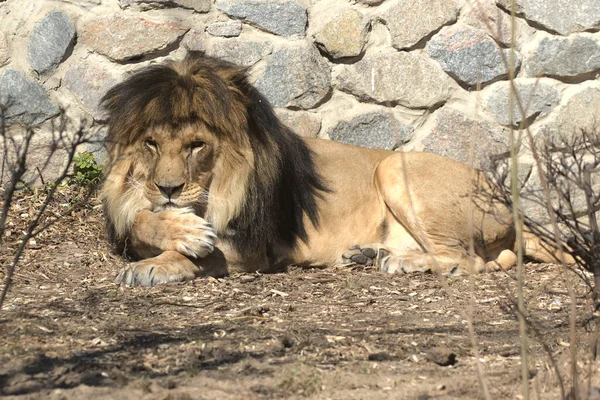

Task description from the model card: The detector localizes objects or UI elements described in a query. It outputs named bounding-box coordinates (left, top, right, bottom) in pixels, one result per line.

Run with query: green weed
left=70, top=152, right=103, bottom=187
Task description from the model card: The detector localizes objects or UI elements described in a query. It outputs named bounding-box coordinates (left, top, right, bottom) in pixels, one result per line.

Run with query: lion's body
left=286, top=139, right=517, bottom=273
left=287, top=139, right=391, bottom=267
left=101, top=55, right=564, bottom=286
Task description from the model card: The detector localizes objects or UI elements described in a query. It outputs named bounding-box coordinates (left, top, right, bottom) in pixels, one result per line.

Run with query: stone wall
left=0, top=0, right=599, bottom=185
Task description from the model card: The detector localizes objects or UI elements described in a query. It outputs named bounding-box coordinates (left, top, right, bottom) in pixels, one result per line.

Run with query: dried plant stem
left=510, top=79, right=530, bottom=400
left=467, top=82, right=492, bottom=400
left=0, top=146, right=78, bottom=309
left=387, top=98, right=491, bottom=397
left=0, top=121, right=94, bottom=311
left=514, top=64, right=579, bottom=400
left=384, top=91, right=490, bottom=397
left=0, top=231, right=31, bottom=309
left=505, top=2, right=529, bottom=398
left=0, top=129, right=33, bottom=238
left=474, top=0, right=579, bottom=395
left=396, top=151, right=491, bottom=400
left=582, top=163, right=600, bottom=311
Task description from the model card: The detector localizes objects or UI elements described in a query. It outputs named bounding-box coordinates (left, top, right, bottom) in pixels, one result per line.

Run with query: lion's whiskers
left=197, top=190, right=227, bottom=206
left=126, top=176, right=145, bottom=191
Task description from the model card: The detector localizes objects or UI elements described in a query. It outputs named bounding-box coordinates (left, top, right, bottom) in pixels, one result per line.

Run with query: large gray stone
left=0, top=31, right=8, bottom=66
left=313, top=9, right=368, bottom=59
left=482, top=78, right=560, bottom=126
left=0, top=129, right=70, bottom=187
left=421, top=107, right=509, bottom=169
left=356, top=0, right=386, bottom=4
left=206, top=39, right=272, bottom=67
left=119, top=0, right=211, bottom=12
left=427, top=24, right=521, bottom=86
left=254, top=43, right=331, bottom=109
left=496, top=0, right=600, bottom=35
left=327, top=112, right=413, bottom=150
left=538, top=85, right=600, bottom=142
left=216, top=0, right=307, bottom=37
left=525, top=34, right=600, bottom=78
left=275, top=109, right=321, bottom=138
left=334, top=51, right=452, bottom=109
left=80, top=16, right=189, bottom=62
left=461, top=0, right=516, bottom=47
left=81, top=128, right=108, bottom=167
left=170, top=0, right=211, bottom=11
left=27, top=11, right=76, bottom=74
left=380, top=0, right=457, bottom=50
left=64, top=64, right=118, bottom=120
left=0, top=69, right=58, bottom=125
left=206, top=21, right=242, bottom=37
left=181, top=29, right=206, bottom=52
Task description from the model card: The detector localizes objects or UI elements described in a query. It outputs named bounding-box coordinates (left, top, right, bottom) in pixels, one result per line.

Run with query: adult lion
left=101, top=55, right=558, bottom=286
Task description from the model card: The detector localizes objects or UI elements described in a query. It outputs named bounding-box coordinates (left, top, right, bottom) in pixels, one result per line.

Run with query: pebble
left=425, top=347, right=457, bottom=366
left=368, top=352, right=392, bottom=361
left=239, top=275, right=256, bottom=283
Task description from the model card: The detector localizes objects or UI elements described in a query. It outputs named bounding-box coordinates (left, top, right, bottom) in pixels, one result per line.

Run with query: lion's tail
left=523, top=231, right=575, bottom=265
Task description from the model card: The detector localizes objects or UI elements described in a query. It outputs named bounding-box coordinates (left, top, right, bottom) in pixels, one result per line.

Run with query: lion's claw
left=157, top=208, right=216, bottom=258
left=115, top=252, right=200, bottom=287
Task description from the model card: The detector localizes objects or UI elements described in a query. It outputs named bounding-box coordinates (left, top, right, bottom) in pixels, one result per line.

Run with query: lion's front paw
left=157, top=208, right=217, bottom=258
left=115, top=251, right=200, bottom=287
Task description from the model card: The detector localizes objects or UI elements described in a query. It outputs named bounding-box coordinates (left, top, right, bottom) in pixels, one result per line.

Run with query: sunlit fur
left=102, top=55, right=576, bottom=285
left=100, top=55, right=328, bottom=259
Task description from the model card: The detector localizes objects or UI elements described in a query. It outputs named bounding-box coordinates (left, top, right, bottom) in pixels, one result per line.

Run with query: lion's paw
left=342, top=244, right=390, bottom=267
left=157, top=208, right=217, bottom=258
left=343, top=244, right=437, bottom=274
left=378, top=257, right=432, bottom=274
left=115, top=254, right=200, bottom=287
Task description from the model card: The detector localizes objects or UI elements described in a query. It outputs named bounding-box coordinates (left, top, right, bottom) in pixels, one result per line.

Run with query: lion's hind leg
left=381, top=248, right=517, bottom=275
left=342, top=244, right=485, bottom=274
left=342, top=243, right=517, bottom=274
left=379, top=249, right=486, bottom=275
left=343, top=242, right=511, bottom=275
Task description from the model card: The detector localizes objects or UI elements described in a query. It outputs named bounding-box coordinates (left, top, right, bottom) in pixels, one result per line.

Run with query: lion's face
left=138, top=123, right=220, bottom=212
left=102, top=55, right=318, bottom=250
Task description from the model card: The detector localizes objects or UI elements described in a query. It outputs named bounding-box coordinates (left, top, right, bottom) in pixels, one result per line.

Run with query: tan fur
left=101, top=57, right=571, bottom=287
left=205, top=144, right=254, bottom=234
left=105, top=134, right=569, bottom=285
left=102, top=151, right=151, bottom=241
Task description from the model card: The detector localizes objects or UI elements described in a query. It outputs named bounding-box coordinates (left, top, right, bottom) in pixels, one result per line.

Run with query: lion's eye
left=191, top=140, right=206, bottom=151
left=145, top=139, right=158, bottom=151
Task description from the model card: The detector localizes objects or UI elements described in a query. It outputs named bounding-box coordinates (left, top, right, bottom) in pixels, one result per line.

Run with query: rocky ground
left=1, top=187, right=599, bottom=400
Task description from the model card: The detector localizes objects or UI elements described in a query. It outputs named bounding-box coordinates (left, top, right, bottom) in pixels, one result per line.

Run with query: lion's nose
left=156, top=183, right=184, bottom=198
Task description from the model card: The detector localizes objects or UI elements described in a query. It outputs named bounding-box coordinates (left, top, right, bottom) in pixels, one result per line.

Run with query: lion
left=100, top=55, right=567, bottom=287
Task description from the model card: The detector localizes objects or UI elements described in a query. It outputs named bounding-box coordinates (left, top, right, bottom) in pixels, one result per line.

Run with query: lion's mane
left=101, top=56, right=328, bottom=259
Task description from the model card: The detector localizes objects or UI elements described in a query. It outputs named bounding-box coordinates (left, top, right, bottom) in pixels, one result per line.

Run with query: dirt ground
left=1, top=187, right=599, bottom=400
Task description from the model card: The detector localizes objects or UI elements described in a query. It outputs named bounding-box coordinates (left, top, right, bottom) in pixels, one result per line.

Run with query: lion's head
left=133, top=123, right=217, bottom=213
left=101, top=55, right=328, bottom=259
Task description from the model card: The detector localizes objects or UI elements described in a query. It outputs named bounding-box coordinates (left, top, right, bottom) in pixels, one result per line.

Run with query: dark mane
left=101, top=55, right=329, bottom=262
left=230, top=86, right=330, bottom=257
left=101, top=56, right=250, bottom=146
